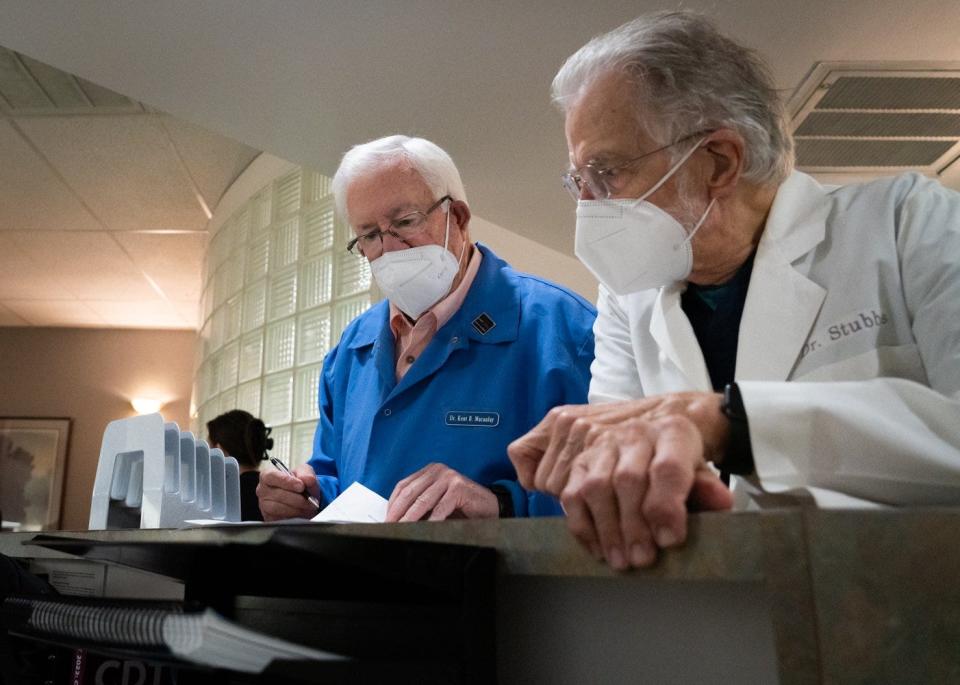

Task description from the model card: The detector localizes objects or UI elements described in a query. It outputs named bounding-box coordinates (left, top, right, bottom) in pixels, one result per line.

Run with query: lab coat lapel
left=737, top=171, right=828, bottom=381
left=649, top=285, right=712, bottom=391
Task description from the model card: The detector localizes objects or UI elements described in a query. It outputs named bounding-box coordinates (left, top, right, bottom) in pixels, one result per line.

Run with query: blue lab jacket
left=308, top=243, right=596, bottom=516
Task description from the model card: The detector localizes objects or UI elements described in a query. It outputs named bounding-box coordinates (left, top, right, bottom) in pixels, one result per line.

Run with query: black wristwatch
left=720, top=382, right=755, bottom=476
left=489, top=484, right=515, bottom=518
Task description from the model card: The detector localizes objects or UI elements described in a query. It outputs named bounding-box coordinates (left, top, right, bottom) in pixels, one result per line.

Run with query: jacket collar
left=650, top=283, right=712, bottom=391
left=346, top=300, right=390, bottom=350
left=736, top=171, right=829, bottom=380
left=346, top=242, right=518, bottom=349
left=451, top=242, right=520, bottom=345
left=756, top=170, right=829, bottom=263
left=344, top=243, right=520, bottom=399
left=389, top=243, right=519, bottom=397
left=649, top=171, right=829, bottom=386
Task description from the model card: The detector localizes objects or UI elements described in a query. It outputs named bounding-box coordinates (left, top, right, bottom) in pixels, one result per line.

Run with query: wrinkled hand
left=507, top=392, right=734, bottom=569
left=257, top=463, right=321, bottom=521
left=386, top=463, right=500, bottom=522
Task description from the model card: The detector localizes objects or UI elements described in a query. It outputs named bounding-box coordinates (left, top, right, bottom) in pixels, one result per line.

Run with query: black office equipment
left=1, top=526, right=497, bottom=684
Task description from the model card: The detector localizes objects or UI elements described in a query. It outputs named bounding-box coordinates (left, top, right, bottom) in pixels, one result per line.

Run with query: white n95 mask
left=574, top=138, right=715, bottom=295
left=370, top=201, right=465, bottom=319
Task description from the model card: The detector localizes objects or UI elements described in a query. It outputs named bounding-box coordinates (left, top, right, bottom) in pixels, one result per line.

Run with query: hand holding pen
left=256, top=458, right=321, bottom=520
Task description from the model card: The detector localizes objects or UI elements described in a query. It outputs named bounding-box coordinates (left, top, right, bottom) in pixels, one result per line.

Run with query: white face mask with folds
left=369, top=200, right=466, bottom=319
left=574, top=138, right=716, bottom=295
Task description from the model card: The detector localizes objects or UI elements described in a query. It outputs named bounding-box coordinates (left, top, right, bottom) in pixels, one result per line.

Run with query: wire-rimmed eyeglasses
left=345, top=195, right=452, bottom=257
left=561, top=130, right=713, bottom=201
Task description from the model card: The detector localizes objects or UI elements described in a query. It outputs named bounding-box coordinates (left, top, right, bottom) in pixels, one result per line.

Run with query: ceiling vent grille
left=788, top=63, right=960, bottom=185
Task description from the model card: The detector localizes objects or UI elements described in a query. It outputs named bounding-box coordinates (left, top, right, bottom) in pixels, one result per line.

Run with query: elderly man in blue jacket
left=258, top=135, right=596, bottom=521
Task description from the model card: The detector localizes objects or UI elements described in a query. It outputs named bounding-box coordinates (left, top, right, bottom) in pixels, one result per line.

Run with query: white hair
left=331, top=135, right=468, bottom=222
left=552, top=10, right=793, bottom=185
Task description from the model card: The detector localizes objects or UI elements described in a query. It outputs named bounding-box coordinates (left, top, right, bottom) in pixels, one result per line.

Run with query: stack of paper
left=163, top=609, right=345, bottom=672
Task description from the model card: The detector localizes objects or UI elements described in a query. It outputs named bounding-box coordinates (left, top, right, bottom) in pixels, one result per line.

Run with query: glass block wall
left=192, top=166, right=373, bottom=467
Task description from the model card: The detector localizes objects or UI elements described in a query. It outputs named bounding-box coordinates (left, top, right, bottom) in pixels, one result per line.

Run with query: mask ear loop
left=633, top=136, right=707, bottom=208
left=683, top=197, right=717, bottom=244
left=442, top=198, right=452, bottom=252
left=442, top=198, right=469, bottom=269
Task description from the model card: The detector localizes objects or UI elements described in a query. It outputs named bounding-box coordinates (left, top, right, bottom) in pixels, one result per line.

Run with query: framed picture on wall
left=0, top=417, right=71, bottom=531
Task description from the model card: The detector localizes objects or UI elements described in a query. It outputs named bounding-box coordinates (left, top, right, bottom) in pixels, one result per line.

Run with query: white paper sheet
left=311, top=482, right=387, bottom=523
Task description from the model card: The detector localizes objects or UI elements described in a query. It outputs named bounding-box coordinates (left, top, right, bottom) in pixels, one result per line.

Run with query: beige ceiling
left=0, top=47, right=259, bottom=329
left=0, top=1, right=959, bottom=329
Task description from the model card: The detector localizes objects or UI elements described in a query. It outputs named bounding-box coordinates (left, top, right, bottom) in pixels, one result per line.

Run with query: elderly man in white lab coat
left=508, top=10, right=960, bottom=570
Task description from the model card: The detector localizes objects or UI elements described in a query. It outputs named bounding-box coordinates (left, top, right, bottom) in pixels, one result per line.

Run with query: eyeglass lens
left=348, top=196, right=450, bottom=256
left=562, top=166, right=607, bottom=201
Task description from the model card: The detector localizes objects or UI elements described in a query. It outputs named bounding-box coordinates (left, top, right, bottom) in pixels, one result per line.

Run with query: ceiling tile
left=75, top=77, right=137, bottom=109
left=85, top=299, right=189, bottom=329
left=9, top=231, right=161, bottom=300
left=0, top=233, right=76, bottom=299
left=159, top=115, right=259, bottom=211
left=3, top=299, right=105, bottom=326
left=0, top=302, right=28, bottom=326
left=0, top=120, right=103, bottom=232
left=15, top=115, right=209, bottom=232
left=112, top=231, right=206, bottom=301
left=17, top=53, right=90, bottom=109
left=0, top=47, right=50, bottom=109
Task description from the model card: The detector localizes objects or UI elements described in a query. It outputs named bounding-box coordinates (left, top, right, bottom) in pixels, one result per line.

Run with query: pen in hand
left=269, top=457, right=321, bottom=513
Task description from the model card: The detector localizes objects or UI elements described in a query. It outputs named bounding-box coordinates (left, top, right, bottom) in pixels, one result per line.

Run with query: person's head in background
left=207, top=410, right=273, bottom=473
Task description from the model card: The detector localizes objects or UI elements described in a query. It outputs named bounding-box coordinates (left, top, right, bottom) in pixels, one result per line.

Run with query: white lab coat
left=589, top=170, right=960, bottom=507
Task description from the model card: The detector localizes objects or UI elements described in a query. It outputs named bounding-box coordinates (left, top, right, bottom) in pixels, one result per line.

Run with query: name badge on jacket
left=445, top=411, right=500, bottom=427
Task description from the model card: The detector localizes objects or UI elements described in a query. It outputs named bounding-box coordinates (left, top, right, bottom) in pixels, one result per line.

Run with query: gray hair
left=552, top=10, right=793, bottom=185
left=331, top=135, right=468, bottom=222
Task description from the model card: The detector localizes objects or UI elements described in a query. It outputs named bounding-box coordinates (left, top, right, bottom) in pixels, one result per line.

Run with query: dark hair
left=206, top=410, right=273, bottom=469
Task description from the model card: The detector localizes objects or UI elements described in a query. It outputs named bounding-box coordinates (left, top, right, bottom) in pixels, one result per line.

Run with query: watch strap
left=489, top=484, right=515, bottom=519
left=720, top=382, right=755, bottom=476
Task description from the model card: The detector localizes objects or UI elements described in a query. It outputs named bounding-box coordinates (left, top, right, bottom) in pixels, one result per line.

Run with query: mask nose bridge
left=579, top=182, right=597, bottom=201
left=379, top=229, right=409, bottom=254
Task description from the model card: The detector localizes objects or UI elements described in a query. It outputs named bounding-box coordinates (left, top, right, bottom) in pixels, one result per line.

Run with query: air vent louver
left=788, top=63, right=960, bottom=181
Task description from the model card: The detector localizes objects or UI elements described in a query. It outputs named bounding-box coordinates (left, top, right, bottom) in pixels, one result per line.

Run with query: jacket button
left=383, top=408, right=392, bottom=416
left=451, top=336, right=459, bottom=344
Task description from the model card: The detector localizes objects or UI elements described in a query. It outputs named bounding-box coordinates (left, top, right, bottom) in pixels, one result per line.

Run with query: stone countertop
left=4, top=509, right=960, bottom=684
left=2, top=511, right=779, bottom=579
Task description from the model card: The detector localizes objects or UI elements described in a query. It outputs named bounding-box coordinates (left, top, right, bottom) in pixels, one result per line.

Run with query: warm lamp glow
left=131, top=398, right=164, bottom=415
